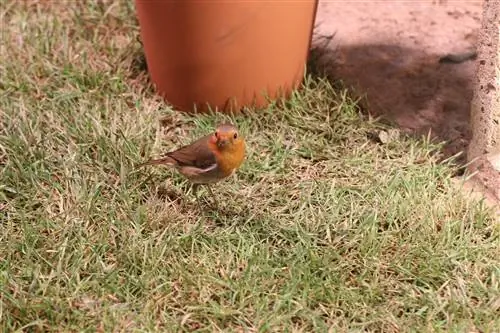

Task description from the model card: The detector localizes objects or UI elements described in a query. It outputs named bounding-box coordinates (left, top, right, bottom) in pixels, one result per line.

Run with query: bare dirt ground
left=313, top=0, right=483, bottom=162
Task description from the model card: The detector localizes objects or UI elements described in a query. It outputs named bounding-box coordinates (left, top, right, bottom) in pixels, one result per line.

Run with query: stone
left=468, top=0, right=500, bottom=161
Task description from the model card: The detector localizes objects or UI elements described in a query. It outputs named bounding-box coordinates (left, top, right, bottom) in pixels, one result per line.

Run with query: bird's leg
left=205, top=184, right=219, bottom=209
left=192, top=184, right=203, bottom=209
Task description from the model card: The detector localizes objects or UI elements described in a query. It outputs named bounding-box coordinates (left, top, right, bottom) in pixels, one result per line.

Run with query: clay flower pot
left=135, top=0, right=318, bottom=113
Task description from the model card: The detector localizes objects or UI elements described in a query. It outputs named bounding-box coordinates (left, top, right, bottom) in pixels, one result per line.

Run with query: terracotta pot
left=135, top=0, right=318, bottom=113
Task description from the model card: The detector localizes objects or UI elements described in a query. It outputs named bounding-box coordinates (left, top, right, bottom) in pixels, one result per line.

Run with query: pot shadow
left=127, top=43, right=150, bottom=82
left=130, top=48, right=148, bottom=75
left=308, top=35, right=477, bottom=165
left=123, top=36, right=157, bottom=96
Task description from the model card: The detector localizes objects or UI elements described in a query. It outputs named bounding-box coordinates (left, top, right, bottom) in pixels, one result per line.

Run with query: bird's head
left=210, top=123, right=243, bottom=151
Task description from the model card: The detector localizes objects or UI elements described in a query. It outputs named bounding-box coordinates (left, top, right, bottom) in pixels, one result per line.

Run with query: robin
left=139, top=123, right=246, bottom=208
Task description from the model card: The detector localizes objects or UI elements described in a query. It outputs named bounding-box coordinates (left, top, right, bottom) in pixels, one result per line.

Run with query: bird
left=138, top=123, right=246, bottom=208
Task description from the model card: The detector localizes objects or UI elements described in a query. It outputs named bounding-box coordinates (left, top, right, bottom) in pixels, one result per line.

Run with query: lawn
left=1, top=1, right=499, bottom=332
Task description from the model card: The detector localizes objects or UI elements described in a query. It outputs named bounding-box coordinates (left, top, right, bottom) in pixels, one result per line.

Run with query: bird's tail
left=136, top=155, right=177, bottom=169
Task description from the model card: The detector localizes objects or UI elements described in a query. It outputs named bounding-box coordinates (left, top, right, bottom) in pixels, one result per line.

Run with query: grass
left=1, top=1, right=499, bottom=332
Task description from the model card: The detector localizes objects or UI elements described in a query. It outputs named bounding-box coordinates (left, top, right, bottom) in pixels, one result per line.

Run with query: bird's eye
left=233, top=133, right=238, bottom=139
left=214, top=131, right=219, bottom=138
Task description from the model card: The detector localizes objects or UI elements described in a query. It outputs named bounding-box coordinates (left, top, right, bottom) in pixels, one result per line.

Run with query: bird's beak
left=217, top=139, right=228, bottom=148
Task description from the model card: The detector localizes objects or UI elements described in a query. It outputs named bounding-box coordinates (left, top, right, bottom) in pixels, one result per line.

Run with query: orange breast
left=211, top=140, right=246, bottom=177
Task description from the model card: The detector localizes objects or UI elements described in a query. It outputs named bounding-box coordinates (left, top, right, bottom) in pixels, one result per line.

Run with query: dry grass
left=1, top=1, right=499, bottom=332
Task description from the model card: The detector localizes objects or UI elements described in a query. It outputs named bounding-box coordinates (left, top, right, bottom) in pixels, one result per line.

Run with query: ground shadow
left=308, top=35, right=476, bottom=164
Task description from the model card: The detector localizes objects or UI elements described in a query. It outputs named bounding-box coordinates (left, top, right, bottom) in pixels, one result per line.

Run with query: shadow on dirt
left=308, top=34, right=477, bottom=165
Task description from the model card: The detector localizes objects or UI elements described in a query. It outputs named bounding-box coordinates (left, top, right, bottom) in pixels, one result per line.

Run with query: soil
left=313, top=0, right=484, bottom=162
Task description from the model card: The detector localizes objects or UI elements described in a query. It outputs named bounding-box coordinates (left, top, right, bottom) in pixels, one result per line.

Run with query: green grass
left=1, top=1, right=499, bottom=332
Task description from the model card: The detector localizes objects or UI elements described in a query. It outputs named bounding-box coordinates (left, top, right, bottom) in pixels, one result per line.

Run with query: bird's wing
left=166, top=134, right=217, bottom=169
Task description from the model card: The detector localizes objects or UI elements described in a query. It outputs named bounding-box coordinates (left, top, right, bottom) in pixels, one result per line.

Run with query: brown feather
left=138, top=134, right=217, bottom=170
left=165, top=134, right=216, bottom=169
left=137, top=156, right=177, bottom=167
